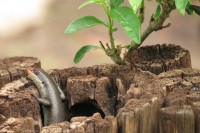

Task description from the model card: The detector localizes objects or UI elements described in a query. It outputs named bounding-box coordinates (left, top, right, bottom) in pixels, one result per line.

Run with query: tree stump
left=124, top=44, right=191, bottom=75
left=0, top=44, right=199, bottom=133
left=44, top=63, right=165, bottom=133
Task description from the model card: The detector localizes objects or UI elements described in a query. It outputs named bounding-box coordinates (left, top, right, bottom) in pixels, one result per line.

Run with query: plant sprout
left=65, top=0, right=200, bottom=65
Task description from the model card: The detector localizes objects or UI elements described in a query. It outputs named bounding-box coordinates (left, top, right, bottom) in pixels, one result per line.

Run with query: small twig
left=155, top=23, right=171, bottom=31
left=128, top=3, right=174, bottom=52
left=99, top=41, right=105, bottom=50
left=106, top=43, right=111, bottom=50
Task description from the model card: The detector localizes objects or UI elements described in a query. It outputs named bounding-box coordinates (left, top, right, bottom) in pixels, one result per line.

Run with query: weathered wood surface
left=124, top=44, right=191, bottom=75
left=159, top=105, right=195, bottom=133
left=41, top=113, right=117, bottom=133
left=116, top=70, right=165, bottom=133
left=159, top=68, right=200, bottom=133
left=0, top=56, right=41, bottom=87
left=0, top=78, right=42, bottom=133
left=0, top=49, right=200, bottom=133
left=192, top=102, right=200, bottom=133
left=0, top=57, right=42, bottom=132
left=0, top=117, right=36, bottom=133
left=0, top=56, right=166, bottom=132
left=67, top=75, right=115, bottom=117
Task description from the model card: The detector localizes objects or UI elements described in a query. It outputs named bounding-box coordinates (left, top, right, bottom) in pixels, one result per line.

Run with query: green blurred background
left=0, top=0, right=200, bottom=69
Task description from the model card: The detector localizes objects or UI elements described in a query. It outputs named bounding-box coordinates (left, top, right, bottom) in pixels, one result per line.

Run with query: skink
left=27, top=67, right=68, bottom=126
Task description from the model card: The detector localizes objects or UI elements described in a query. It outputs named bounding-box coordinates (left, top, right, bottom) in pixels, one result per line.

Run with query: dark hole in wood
left=69, top=100, right=105, bottom=119
left=40, top=105, right=44, bottom=126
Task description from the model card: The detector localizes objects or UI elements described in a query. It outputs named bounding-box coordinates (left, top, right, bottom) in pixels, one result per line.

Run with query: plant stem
left=107, top=13, right=115, bottom=50
left=128, top=2, right=174, bottom=52
left=102, top=1, right=123, bottom=64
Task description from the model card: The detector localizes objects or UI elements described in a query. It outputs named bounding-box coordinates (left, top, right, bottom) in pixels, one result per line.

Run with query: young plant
left=65, top=0, right=200, bottom=65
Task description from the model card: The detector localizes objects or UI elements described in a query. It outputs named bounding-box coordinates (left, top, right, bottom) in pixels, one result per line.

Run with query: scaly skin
left=27, top=68, right=51, bottom=126
left=27, top=68, right=68, bottom=126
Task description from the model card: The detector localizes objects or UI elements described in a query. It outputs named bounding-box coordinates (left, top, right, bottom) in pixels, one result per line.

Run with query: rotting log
left=124, top=44, right=191, bottom=75
left=0, top=56, right=41, bottom=87
left=159, top=105, right=195, bottom=133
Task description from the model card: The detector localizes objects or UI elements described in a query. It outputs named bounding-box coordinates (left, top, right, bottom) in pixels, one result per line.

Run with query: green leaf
left=78, top=0, right=103, bottom=9
left=112, top=28, right=118, bottom=32
left=153, top=5, right=162, bottom=20
left=74, top=45, right=100, bottom=64
left=175, top=0, right=189, bottom=15
left=110, top=0, right=124, bottom=9
left=65, top=16, right=106, bottom=34
left=186, top=5, right=193, bottom=15
left=128, top=0, right=142, bottom=13
left=189, top=5, right=200, bottom=15
left=110, top=6, right=141, bottom=44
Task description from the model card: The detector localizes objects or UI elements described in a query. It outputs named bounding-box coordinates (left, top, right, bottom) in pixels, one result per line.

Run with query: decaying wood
left=124, top=44, right=191, bottom=75
left=159, top=105, right=195, bottom=133
left=159, top=69, right=200, bottom=107
left=158, top=68, right=200, bottom=133
left=0, top=48, right=200, bottom=133
left=0, top=117, right=36, bottom=133
left=116, top=69, right=165, bottom=133
left=117, top=98, right=162, bottom=133
left=67, top=75, right=115, bottom=116
left=0, top=56, right=41, bottom=87
left=191, top=102, right=200, bottom=133
left=0, top=78, right=42, bottom=132
left=41, top=113, right=117, bottom=133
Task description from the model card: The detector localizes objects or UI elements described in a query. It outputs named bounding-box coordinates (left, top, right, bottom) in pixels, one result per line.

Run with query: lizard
left=26, top=67, right=68, bottom=126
